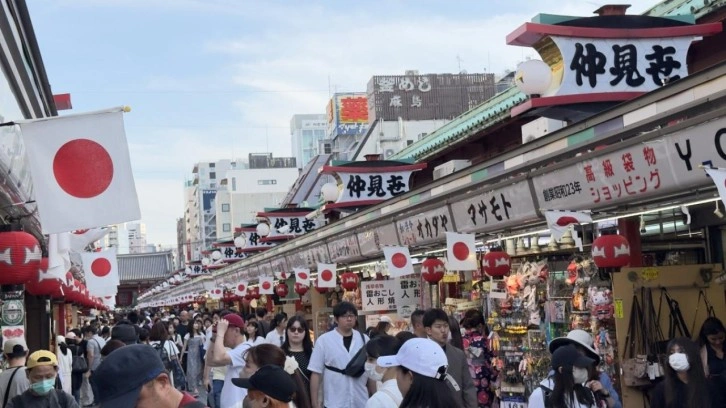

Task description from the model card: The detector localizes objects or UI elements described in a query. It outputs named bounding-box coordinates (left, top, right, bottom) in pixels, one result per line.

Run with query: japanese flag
left=209, top=287, right=223, bottom=300
left=274, top=271, right=289, bottom=280
left=383, top=246, right=414, bottom=278
left=446, top=232, right=478, bottom=271
left=81, top=249, right=119, bottom=297
left=317, top=263, right=337, bottom=288
left=293, top=267, right=311, bottom=286
left=70, top=228, right=109, bottom=252
left=19, top=108, right=141, bottom=234
left=706, top=168, right=726, bottom=209
left=543, top=210, right=592, bottom=241
left=235, top=281, right=248, bottom=297
left=102, top=295, right=116, bottom=309
left=43, top=233, right=70, bottom=281
left=259, top=276, right=274, bottom=294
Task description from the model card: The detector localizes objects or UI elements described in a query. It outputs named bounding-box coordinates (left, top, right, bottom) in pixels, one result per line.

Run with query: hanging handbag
left=642, top=288, right=665, bottom=380
left=71, top=346, right=89, bottom=374
left=622, top=293, right=650, bottom=387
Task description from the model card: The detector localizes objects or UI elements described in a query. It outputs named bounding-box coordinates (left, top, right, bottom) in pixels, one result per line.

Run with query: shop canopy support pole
left=619, top=217, right=643, bottom=267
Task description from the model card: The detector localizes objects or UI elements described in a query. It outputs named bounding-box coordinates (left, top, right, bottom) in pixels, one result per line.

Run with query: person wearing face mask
left=6, top=350, right=79, bottom=408
left=698, top=317, right=726, bottom=407
left=651, top=337, right=712, bottom=408
left=364, top=335, right=403, bottom=408
left=528, top=345, right=597, bottom=408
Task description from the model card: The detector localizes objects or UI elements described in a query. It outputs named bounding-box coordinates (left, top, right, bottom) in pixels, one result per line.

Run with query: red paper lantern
left=483, top=251, right=511, bottom=277
left=314, top=282, right=328, bottom=294
left=26, top=258, right=64, bottom=298
left=0, top=229, right=41, bottom=285
left=340, top=272, right=359, bottom=291
left=421, top=257, right=445, bottom=284
left=592, top=234, right=631, bottom=268
left=295, top=282, right=309, bottom=296
left=275, top=283, right=289, bottom=298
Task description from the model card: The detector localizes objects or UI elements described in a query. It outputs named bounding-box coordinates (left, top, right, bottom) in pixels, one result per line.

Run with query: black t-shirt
left=343, top=335, right=353, bottom=351
left=651, top=379, right=688, bottom=408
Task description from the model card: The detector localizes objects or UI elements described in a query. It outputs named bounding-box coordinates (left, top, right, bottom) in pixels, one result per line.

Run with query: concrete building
left=324, top=92, right=371, bottom=161
left=127, top=222, right=148, bottom=254
left=290, top=114, right=327, bottom=169
left=103, top=223, right=130, bottom=254
left=215, top=154, right=299, bottom=241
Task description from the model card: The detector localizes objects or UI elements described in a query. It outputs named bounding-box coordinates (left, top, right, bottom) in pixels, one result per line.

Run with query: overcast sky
left=26, top=0, right=657, bottom=248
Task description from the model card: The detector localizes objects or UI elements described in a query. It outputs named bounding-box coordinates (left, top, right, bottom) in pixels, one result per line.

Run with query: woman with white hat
left=55, top=335, right=73, bottom=395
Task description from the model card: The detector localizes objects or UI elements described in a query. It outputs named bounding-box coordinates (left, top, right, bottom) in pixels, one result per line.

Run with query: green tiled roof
left=392, top=0, right=724, bottom=163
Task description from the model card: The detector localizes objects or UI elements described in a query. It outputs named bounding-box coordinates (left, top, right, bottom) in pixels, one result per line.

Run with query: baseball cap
left=377, top=338, right=448, bottom=380
left=379, top=316, right=392, bottom=324
left=93, top=344, right=166, bottom=408
left=3, top=338, right=28, bottom=357
left=548, top=329, right=600, bottom=363
left=27, top=350, right=57, bottom=369
left=232, top=365, right=296, bottom=402
left=112, top=324, right=138, bottom=345
left=551, top=344, right=595, bottom=370
left=223, top=313, right=245, bottom=329
left=65, top=332, right=77, bottom=340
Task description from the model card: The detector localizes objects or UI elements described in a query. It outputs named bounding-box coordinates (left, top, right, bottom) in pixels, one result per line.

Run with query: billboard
left=327, top=93, right=370, bottom=136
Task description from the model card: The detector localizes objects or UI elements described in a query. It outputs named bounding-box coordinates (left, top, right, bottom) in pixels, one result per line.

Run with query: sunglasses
left=288, top=327, right=306, bottom=333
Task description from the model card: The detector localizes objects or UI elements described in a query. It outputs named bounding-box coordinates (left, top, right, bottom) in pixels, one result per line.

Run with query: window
left=209, top=163, right=215, bottom=168
left=222, top=204, right=230, bottom=212
left=222, top=223, right=231, bottom=232
left=231, top=177, right=237, bottom=191
left=210, top=172, right=216, bottom=179
left=209, top=183, right=216, bottom=188
left=257, top=179, right=277, bottom=185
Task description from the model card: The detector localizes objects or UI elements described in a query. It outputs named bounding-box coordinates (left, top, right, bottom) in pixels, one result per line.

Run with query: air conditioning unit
left=433, top=160, right=471, bottom=180
left=383, top=149, right=396, bottom=159
left=521, top=118, right=566, bottom=144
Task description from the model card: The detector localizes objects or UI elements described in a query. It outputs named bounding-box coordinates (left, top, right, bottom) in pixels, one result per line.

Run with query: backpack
left=153, top=341, right=187, bottom=391
left=540, top=385, right=553, bottom=408
left=153, top=340, right=173, bottom=371
left=324, top=331, right=367, bottom=377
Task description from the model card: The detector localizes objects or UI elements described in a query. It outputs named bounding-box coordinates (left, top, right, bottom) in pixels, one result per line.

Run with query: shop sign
left=442, top=272, right=461, bottom=283
left=394, top=278, right=421, bottom=317
left=1, top=290, right=25, bottom=344
left=614, top=299, right=624, bottom=319
left=535, top=116, right=726, bottom=211
left=551, top=36, right=695, bottom=96
left=396, top=206, right=453, bottom=246
left=357, top=223, right=400, bottom=257
left=285, top=251, right=307, bottom=269
left=336, top=171, right=416, bottom=203
left=236, top=229, right=275, bottom=251
left=218, top=246, right=248, bottom=260
left=361, top=280, right=397, bottom=312
left=302, top=244, right=330, bottom=268
left=258, top=263, right=273, bottom=278
left=327, top=235, right=362, bottom=263
left=450, top=181, right=538, bottom=234
left=265, top=215, right=320, bottom=239
left=270, top=257, right=288, bottom=275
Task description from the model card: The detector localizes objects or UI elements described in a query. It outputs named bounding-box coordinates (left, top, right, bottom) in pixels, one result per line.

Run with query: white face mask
left=572, top=367, right=589, bottom=384
left=669, top=352, right=690, bottom=372
left=365, top=362, right=384, bottom=382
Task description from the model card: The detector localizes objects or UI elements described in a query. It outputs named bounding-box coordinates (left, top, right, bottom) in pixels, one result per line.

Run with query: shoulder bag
left=324, top=331, right=367, bottom=377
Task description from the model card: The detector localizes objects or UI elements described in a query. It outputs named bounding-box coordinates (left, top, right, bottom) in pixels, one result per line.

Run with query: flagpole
left=10, top=105, right=131, bottom=125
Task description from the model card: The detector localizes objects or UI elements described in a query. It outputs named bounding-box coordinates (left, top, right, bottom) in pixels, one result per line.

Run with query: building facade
left=127, top=222, right=148, bottom=254
left=290, top=114, right=327, bottom=169
left=324, top=93, right=371, bottom=161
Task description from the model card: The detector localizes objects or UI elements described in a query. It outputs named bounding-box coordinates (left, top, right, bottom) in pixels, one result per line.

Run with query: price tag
left=641, top=267, right=659, bottom=281
left=614, top=299, right=624, bottom=319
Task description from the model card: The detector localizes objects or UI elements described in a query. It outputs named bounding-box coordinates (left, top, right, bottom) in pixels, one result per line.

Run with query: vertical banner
left=1, top=290, right=26, bottom=344
left=394, top=277, right=421, bottom=318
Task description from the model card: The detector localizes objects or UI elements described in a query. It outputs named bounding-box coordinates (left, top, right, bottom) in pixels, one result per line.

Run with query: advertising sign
left=450, top=180, right=539, bottom=234
left=1, top=290, right=25, bottom=345
left=328, top=234, right=363, bottom=263
left=361, top=280, right=398, bottom=312
left=396, top=206, right=454, bottom=246
left=357, top=223, right=400, bottom=257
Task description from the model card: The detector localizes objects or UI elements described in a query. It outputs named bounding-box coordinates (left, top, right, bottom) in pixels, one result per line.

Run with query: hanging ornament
left=275, top=283, right=289, bottom=298
left=249, top=286, right=261, bottom=300
left=592, top=234, right=630, bottom=269
left=26, top=258, right=63, bottom=298
left=482, top=250, right=511, bottom=277
left=295, top=282, right=309, bottom=297
left=0, top=228, right=41, bottom=285
left=340, top=271, right=359, bottom=291
left=421, top=257, right=445, bottom=284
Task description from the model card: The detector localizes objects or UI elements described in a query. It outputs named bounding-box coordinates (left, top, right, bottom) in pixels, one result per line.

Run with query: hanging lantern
left=592, top=234, right=631, bottom=269
left=275, top=283, right=289, bottom=298
left=340, top=271, right=359, bottom=291
left=295, top=282, right=309, bottom=297
left=249, top=286, right=261, bottom=300
left=314, top=282, right=329, bottom=294
left=0, top=228, right=41, bottom=285
left=26, top=258, right=64, bottom=298
left=421, top=257, right=445, bottom=284
left=482, top=250, right=511, bottom=277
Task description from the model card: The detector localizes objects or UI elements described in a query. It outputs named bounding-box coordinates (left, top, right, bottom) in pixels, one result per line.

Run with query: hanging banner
left=394, top=277, right=421, bottom=318
left=396, top=206, right=453, bottom=247
left=328, top=235, right=363, bottom=263
left=357, top=223, right=400, bottom=257
left=450, top=180, right=538, bottom=234
left=1, top=290, right=25, bottom=344
left=361, top=280, right=397, bottom=312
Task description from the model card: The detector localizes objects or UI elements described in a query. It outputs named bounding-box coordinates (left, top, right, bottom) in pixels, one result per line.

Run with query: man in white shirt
left=206, top=313, right=250, bottom=408
left=309, top=301, right=375, bottom=408
left=0, top=339, right=30, bottom=405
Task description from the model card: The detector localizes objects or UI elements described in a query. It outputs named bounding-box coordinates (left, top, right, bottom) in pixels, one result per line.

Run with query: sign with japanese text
left=328, top=93, right=370, bottom=136
left=270, top=257, right=289, bottom=276
left=336, top=171, right=414, bottom=204
left=396, top=206, right=453, bottom=246
left=357, top=223, right=400, bottom=257
left=328, top=234, right=363, bottom=263
left=301, top=244, right=331, bottom=268
left=265, top=215, right=320, bottom=239
left=450, top=181, right=539, bottom=234
left=551, top=36, right=695, bottom=96
left=217, top=246, right=248, bottom=260
left=257, top=263, right=273, bottom=278
left=285, top=251, right=307, bottom=269
left=394, top=278, right=421, bottom=318
left=361, top=280, right=398, bottom=312
left=534, top=116, right=726, bottom=210
left=237, top=229, right=275, bottom=251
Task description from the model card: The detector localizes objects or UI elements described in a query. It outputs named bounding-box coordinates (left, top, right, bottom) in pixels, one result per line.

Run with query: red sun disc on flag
left=262, top=281, right=271, bottom=290
left=53, top=139, right=114, bottom=198
left=392, top=253, right=408, bottom=268
left=72, top=229, right=89, bottom=234
left=556, top=216, right=579, bottom=226
left=320, top=269, right=333, bottom=281
left=452, top=242, right=470, bottom=261
left=237, top=284, right=246, bottom=292
left=91, top=258, right=111, bottom=277
left=298, top=272, right=308, bottom=280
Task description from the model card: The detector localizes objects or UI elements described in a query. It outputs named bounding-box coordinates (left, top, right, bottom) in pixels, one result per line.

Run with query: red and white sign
left=19, top=109, right=141, bottom=234
left=209, top=287, right=223, bottom=300
left=273, top=271, right=289, bottom=280
left=259, top=276, right=274, bottom=294
left=543, top=210, right=592, bottom=241
left=382, top=246, right=414, bottom=278
left=293, top=267, right=311, bottom=286
left=446, top=232, right=477, bottom=271
left=81, top=249, right=119, bottom=297
left=70, top=228, right=109, bottom=252
left=234, top=281, right=248, bottom=297
left=316, top=263, right=337, bottom=288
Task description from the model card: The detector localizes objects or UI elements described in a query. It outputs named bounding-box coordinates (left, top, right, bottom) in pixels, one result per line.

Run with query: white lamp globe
left=212, top=250, right=223, bottom=260
left=514, top=59, right=552, bottom=97
left=256, top=223, right=270, bottom=237
left=321, top=182, right=340, bottom=202
left=201, top=257, right=211, bottom=266
left=234, top=235, right=246, bottom=248
left=184, top=267, right=192, bottom=274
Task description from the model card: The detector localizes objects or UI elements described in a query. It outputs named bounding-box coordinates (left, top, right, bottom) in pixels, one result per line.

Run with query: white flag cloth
left=234, top=281, right=248, bottom=297
left=383, top=246, right=415, bottom=278
left=259, top=276, right=274, bottom=294
left=446, top=232, right=478, bottom=271
left=19, top=109, right=141, bottom=234
left=70, top=228, right=109, bottom=252
left=81, top=249, right=119, bottom=296
left=209, top=288, right=223, bottom=300
left=274, top=271, right=289, bottom=280
left=316, top=263, right=337, bottom=288
left=293, top=268, right=311, bottom=286
left=102, top=296, right=116, bottom=309
left=543, top=210, right=592, bottom=241
left=706, top=168, right=726, bottom=209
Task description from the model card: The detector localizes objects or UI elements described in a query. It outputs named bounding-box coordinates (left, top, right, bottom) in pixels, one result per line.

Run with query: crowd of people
left=1, top=303, right=726, bottom=407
